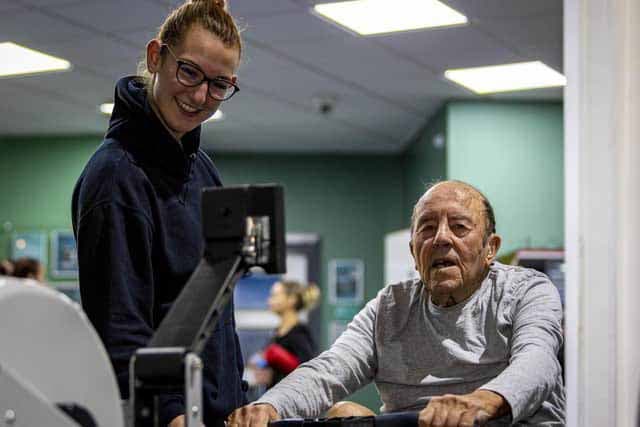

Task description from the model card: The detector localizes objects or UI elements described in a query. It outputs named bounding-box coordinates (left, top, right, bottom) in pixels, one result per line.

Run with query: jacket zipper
left=181, top=153, right=196, bottom=203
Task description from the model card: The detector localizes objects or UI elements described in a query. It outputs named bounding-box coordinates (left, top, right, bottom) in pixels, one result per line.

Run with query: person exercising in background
left=12, top=257, right=45, bottom=283
left=0, top=259, right=14, bottom=276
left=228, top=180, right=565, bottom=427
left=72, top=1, right=246, bottom=426
left=252, top=281, right=320, bottom=389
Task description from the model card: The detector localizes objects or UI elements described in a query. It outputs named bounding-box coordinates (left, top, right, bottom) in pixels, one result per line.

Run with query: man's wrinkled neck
left=427, top=270, right=489, bottom=308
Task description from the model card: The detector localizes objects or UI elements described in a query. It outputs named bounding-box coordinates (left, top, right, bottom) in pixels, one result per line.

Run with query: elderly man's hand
left=418, top=390, right=509, bottom=427
left=168, top=415, right=206, bottom=427
left=227, top=403, right=280, bottom=427
left=168, top=415, right=185, bottom=427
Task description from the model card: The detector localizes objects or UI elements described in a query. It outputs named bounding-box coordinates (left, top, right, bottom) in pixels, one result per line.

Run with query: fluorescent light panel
left=99, top=103, right=114, bottom=115
left=444, top=61, right=566, bottom=94
left=0, top=42, right=71, bottom=77
left=204, top=110, right=224, bottom=123
left=99, top=103, right=224, bottom=122
left=314, top=0, right=467, bottom=35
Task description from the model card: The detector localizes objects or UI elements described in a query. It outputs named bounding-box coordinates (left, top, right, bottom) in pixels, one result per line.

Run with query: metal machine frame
left=130, top=184, right=285, bottom=427
left=0, top=184, right=285, bottom=427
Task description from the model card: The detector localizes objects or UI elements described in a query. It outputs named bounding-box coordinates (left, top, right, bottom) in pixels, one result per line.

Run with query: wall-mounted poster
left=50, top=230, right=78, bottom=278
left=11, top=231, right=47, bottom=265
left=328, top=259, right=364, bottom=305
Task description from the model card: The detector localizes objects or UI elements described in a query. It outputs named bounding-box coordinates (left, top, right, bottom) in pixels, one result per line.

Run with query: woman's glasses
left=162, top=44, right=239, bottom=101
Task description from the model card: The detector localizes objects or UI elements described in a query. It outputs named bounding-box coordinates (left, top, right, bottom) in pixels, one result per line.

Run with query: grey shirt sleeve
left=480, top=274, right=564, bottom=423
left=256, top=297, right=379, bottom=418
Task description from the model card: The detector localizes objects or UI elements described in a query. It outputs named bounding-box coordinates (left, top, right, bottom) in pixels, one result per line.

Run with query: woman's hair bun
left=189, top=0, right=226, bottom=9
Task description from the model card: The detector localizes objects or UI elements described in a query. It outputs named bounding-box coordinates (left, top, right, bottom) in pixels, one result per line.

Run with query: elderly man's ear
left=409, top=241, right=417, bottom=270
left=486, top=234, right=502, bottom=263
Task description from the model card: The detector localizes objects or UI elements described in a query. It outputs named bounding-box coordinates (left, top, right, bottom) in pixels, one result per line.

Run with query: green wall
left=0, top=100, right=564, bottom=412
left=0, top=140, right=401, bottom=412
left=446, top=102, right=564, bottom=255
left=215, top=153, right=404, bottom=412
left=402, top=107, right=447, bottom=224
left=215, top=154, right=404, bottom=307
left=0, top=136, right=100, bottom=266
left=400, top=101, right=564, bottom=255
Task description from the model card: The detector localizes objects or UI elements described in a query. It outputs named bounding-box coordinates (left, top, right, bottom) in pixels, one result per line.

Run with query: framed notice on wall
left=50, top=230, right=78, bottom=279
left=328, top=259, right=364, bottom=305
left=11, top=231, right=47, bottom=265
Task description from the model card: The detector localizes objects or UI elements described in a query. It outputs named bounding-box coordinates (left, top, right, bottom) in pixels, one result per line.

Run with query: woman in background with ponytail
left=72, top=1, right=246, bottom=426
left=260, top=281, right=320, bottom=388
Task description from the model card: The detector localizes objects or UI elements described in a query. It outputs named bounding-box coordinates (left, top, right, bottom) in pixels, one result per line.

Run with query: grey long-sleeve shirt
left=257, top=262, right=565, bottom=425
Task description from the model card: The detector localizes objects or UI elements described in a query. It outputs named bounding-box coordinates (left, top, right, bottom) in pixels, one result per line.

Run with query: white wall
left=564, top=0, right=640, bottom=425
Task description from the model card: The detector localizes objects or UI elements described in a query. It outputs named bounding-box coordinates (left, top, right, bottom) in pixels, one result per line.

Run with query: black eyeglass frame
left=161, top=44, right=239, bottom=101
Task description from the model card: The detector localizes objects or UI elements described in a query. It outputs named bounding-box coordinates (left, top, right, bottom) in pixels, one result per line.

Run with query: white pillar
left=564, top=0, right=640, bottom=426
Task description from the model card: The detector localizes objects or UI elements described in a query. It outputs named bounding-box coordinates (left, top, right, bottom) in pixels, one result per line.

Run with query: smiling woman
left=144, top=23, right=240, bottom=139
left=70, top=1, right=246, bottom=427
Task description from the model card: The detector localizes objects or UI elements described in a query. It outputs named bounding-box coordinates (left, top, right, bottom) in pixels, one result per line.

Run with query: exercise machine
left=0, top=184, right=285, bottom=427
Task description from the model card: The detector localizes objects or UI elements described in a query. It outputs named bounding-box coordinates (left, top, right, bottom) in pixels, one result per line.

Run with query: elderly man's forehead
left=423, top=183, right=483, bottom=207
left=411, top=186, right=486, bottom=228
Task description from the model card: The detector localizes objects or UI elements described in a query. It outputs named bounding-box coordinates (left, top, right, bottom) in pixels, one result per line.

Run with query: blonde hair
left=137, top=0, right=242, bottom=81
left=279, top=281, right=321, bottom=312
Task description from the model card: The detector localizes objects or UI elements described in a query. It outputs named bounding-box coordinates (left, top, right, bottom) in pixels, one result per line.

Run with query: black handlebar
left=268, top=411, right=419, bottom=427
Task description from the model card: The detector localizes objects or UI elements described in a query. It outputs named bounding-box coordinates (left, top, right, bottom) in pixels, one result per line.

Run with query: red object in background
left=264, top=343, right=300, bottom=374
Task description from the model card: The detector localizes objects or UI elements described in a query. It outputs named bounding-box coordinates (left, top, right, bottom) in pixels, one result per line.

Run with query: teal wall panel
left=446, top=102, right=564, bottom=255
left=0, top=99, right=564, bottom=412
left=215, top=154, right=402, bottom=411
left=402, top=108, right=447, bottom=226
left=0, top=136, right=100, bottom=264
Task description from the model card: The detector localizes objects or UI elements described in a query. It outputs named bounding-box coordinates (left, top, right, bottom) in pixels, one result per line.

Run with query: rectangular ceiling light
left=99, top=103, right=114, bottom=115
left=204, top=110, right=224, bottom=123
left=444, top=61, right=567, bottom=94
left=314, top=0, right=467, bottom=36
left=0, top=42, right=71, bottom=78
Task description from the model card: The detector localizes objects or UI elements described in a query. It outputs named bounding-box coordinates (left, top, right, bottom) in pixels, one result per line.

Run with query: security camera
left=311, top=95, right=337, bottom=116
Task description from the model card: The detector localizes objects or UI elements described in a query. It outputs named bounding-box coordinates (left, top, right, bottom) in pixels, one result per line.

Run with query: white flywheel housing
left=0, top=278, right=124, bottom=427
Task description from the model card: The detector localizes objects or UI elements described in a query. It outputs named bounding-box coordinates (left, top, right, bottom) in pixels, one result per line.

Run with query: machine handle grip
left=268, top=411, right=419, bottom=427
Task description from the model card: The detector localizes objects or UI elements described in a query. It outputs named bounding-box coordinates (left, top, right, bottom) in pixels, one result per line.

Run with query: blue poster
left=11, top=231, right=47, bottom=265
left=51, top=230, right=78, bottom=278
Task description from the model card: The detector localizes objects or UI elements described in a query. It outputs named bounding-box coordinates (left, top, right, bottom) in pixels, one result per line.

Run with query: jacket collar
left=105, top=76, right=201, bottom=178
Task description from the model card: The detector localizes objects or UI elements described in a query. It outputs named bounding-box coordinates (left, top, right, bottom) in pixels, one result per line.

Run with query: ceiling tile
left=14, top=69, right=116, bottom=108
left=0, top=0, right=564, bottom=152
left=228, top=0, right=304, bottom=18
left=446, top=0, right=562, bottom=20
left=243, top=10, right=347, bottom=43
left=119, top=28, right=159, bottom=51
left=0, top=8, right=95, bottom=44
left=243, top=39, right=427, bottom=115
left=37, top=35, right=140, bottom=72
left=0, top=1, right=27, bottom=13
left=476, top=14, right=562, bottom=53
left=203, top=120, right=399, bottom=153
left=21, top=0, right=96, bottom=8
left=54, top=0, right=172, bottom=33
left=140, top=0, right=306, bottom=19
left=0, top=84, right=106, bottom=134
left=376, top=25, right=517, bottom=68
left=264, top=35, right=465, bottom=116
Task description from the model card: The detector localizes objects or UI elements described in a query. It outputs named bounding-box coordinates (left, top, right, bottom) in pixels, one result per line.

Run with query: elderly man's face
left=410, top=183, right=500, bottom=305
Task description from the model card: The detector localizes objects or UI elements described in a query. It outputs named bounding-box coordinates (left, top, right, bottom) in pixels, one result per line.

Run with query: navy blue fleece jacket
left=72, top=76, right=246, bottom=426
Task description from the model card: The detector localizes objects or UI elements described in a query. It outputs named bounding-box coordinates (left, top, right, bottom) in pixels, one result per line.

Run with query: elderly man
left=229, top=180, right=565, bottom=426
